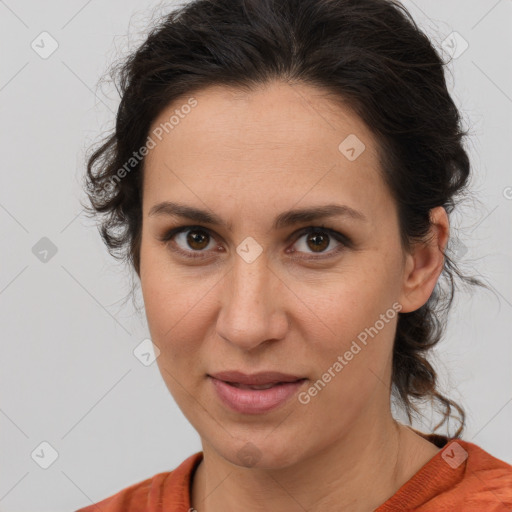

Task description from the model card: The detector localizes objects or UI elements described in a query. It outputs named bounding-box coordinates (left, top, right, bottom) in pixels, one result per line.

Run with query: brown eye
left=306, top=231, right=329, bottom=252
left=186, top=229, right=210, bottom=250
left=161, top=226, right=218, bottom=258
left=289, top=227, right=350, bottom=260
left=293, top=229, right=340, bottom=254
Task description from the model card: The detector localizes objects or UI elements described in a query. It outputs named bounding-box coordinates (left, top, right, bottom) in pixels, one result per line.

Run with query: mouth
left=222, top=380, right=306, bottom=390
left=208, top=374, right=308, bottom=414
left=209, top=370, right=306, bottom=386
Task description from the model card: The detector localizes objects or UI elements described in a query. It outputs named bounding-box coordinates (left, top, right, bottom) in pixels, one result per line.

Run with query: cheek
left=142, top=280, right=205, bottom=358
left=140, top=250, right=193, bottom=358
left=294, top=257, right=400, bottom=404
left=294, top=256, right=400, bottom=341
left=302, top=304, right=397, bottom=425
left=142, top=275, right=208, bottom=407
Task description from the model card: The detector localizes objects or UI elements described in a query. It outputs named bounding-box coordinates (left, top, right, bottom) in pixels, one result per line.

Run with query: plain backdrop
left=0, top=1, right=511, bottom=510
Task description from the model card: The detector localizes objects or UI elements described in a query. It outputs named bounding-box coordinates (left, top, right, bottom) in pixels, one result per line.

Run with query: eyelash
left=158, top=225, right=352, bottom=262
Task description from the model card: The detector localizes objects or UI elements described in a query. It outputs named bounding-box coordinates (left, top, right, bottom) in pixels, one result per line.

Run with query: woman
left=78, top=0, right=512, bottom=510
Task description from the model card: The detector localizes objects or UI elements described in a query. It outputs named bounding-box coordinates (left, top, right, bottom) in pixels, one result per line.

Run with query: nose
left=215, top=251, right=289, bottom=352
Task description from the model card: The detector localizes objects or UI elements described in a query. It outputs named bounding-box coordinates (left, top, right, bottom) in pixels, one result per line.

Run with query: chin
left=217, top=436, right=306, bottom=470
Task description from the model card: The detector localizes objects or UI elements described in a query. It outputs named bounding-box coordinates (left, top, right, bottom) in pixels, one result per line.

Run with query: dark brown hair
left=83, top=0, right=487, bottom=438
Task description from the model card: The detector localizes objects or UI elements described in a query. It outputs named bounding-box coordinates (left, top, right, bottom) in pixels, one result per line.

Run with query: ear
left=398, top=206, right=449, bottom=314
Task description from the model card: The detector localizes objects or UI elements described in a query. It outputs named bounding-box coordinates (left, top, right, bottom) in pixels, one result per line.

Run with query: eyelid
left=159, top=224, right=351, bottom=259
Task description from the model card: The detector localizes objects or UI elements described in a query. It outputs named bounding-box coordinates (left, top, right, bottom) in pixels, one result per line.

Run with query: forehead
left=148, top=81, right=378, bottom=159
left=142, top=81, right=387, bottom=219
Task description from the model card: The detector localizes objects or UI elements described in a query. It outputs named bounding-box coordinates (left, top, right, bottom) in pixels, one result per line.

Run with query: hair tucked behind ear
left=83, top=0, right=489, bottom=438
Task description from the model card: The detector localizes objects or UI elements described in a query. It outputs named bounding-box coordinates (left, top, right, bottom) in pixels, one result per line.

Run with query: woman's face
left=139, top=81, right=420, bottom=468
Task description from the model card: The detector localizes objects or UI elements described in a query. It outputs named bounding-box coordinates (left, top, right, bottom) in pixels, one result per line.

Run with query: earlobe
left=398, top=207, right=449, bottom=313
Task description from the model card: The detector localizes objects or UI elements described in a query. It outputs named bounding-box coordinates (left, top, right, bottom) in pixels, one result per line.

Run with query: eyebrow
left=148, top=201, right=367, bottom=230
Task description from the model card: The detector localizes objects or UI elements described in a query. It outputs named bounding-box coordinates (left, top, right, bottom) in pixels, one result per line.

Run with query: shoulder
left=74, top=452, right=203, bottom=512
left=414, top=439, right=512, bottom=511
left=447, top=440, right=512, bottom=510
left=75, top=472, right=170, bottom=512
left=377, top=438, right=512, bottom=512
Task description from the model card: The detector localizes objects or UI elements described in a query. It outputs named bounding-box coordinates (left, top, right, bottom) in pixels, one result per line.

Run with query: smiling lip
left=208, top=371, right=307, bottom=414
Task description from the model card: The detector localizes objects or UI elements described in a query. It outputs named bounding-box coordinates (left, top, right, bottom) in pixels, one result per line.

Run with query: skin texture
left=139, top=81, right=447, bottom=512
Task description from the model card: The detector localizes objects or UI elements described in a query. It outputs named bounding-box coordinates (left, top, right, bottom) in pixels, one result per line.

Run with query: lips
left=228, top=382, right=281, bottom=390
left=209, top=370, right=305, bottom=386
left=208, top=371, right=307, bottom=414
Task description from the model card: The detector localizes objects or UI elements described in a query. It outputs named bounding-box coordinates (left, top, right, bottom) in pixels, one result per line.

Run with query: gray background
left=1, top=1, right=511, bottom=510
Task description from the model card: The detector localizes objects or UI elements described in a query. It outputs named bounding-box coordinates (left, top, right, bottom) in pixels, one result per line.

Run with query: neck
left=191, top=417, right=440, bottom=512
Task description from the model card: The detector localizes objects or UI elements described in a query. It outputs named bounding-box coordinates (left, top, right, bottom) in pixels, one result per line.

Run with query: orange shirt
left=75, top=433, right=512, bottom=511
